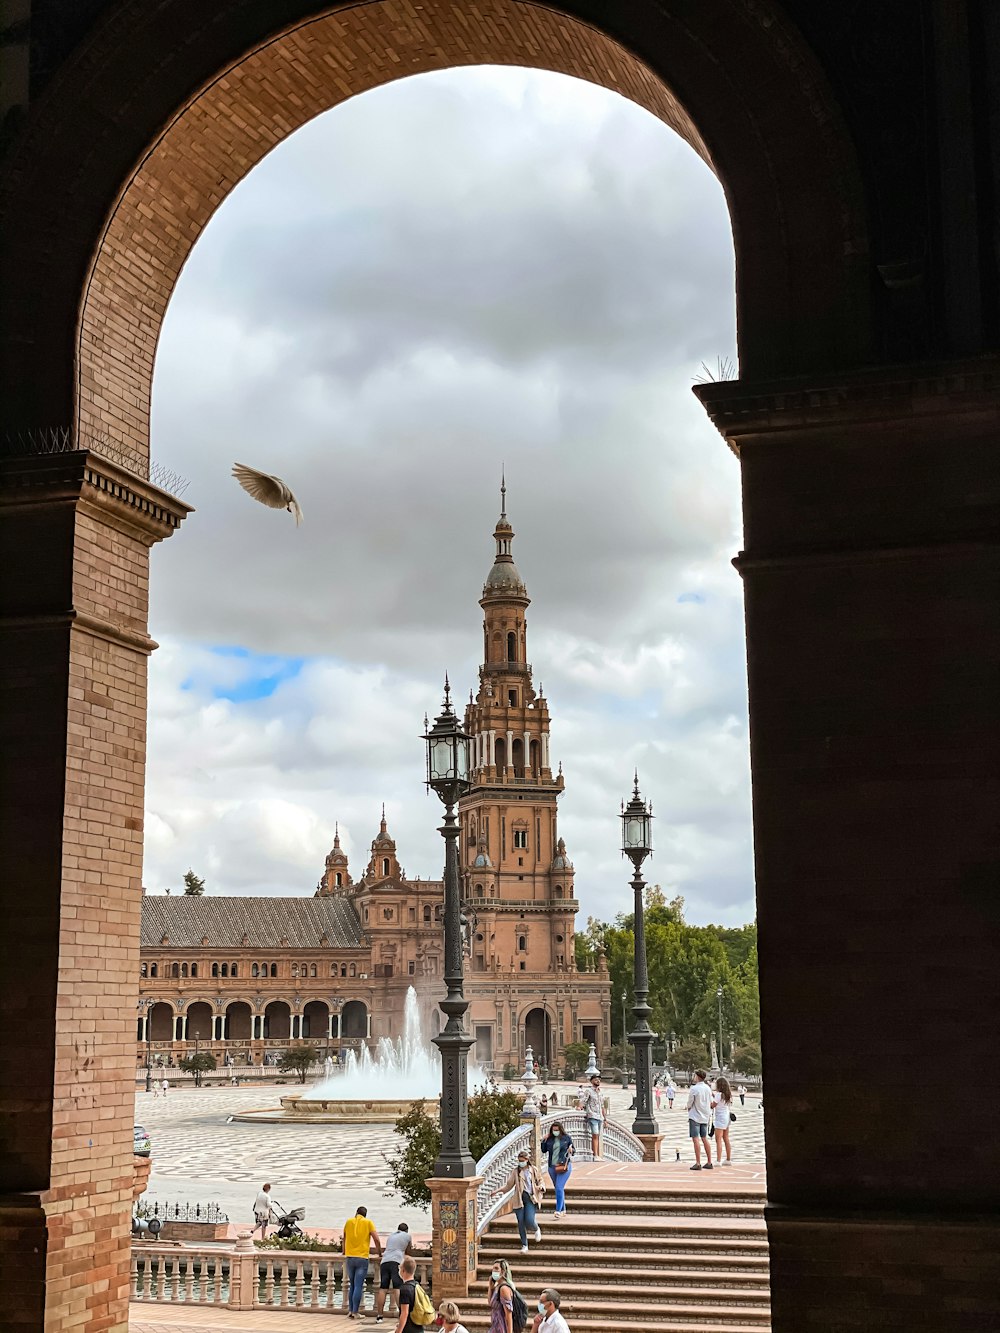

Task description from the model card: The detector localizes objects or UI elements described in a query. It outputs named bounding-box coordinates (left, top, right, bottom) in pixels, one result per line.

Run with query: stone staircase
left=465, top=1180, right=771, bottom=1331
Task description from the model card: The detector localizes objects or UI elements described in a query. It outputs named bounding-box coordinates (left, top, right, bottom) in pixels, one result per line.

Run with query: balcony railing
left=484, top=659, right=531, bottom=673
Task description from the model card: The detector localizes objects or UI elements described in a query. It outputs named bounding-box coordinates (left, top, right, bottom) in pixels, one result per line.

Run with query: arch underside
left=43, top=0, right=871, bottom=465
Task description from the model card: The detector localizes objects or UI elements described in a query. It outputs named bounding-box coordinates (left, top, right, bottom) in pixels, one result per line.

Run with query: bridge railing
left=474, top=1110, right=644, bottom=1237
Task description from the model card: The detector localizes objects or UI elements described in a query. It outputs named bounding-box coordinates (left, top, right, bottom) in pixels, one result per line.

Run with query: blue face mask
left=538, top=1303, right=547, bottom=1315
left=551, top=1130, right=560, bottom=1139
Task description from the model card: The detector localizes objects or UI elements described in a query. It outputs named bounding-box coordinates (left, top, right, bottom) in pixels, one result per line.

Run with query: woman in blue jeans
left=493, top=1149, right=545, bottom=1252
left=540, top=1120, right=575, bottom=1218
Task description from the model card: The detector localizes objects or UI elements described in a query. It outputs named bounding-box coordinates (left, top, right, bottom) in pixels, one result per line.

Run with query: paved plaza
left=136, top=1081, right=766, bottom=1237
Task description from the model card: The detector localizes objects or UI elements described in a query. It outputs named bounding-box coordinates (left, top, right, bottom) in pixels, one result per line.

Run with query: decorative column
left=621, top=775, right=662, bottom=1161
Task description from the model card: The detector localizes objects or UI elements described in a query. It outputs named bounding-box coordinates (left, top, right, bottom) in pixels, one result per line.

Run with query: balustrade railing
left=131, top=1242, right=431, bottom=1311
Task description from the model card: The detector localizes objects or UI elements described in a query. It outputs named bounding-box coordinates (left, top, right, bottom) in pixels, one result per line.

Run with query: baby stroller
left=272, top=1202, right=306, bottom=1239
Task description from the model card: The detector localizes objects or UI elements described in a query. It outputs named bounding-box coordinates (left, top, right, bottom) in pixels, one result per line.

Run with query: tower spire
left=500, top=469, right=506, bottom=520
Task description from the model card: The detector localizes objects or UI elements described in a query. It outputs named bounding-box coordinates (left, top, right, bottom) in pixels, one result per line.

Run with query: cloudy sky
left=147, top=66, right=750, bottom=926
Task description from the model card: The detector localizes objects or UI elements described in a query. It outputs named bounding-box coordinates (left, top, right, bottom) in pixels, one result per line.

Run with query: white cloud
left=146, top=66, right=752, bottom=925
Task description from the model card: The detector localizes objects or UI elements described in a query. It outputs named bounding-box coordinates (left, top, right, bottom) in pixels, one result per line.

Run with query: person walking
left=437, top=1299, right=471, bottom=1333
left=686, top=1070, right=713, bottom=1170
left=580, top=1074, right=604, bottom=1159
left=394, top=1256, right=425, bottom=1333
left=488, top=1258, right=519, bottom=1333
left=494, top=1148, right=544, bottom=1252
left=375, top=1221, right=412, bottom=1323
left=342, top=1205, right=382, bottom=1319
left=712, top=1077, right=734, bottom=1165
left=252, top=1183, right=273, bottom=1238
left=532, top=1288, right=570, bottom=1333
left=666, top=1080, right=676, bottom=1110
left=737, top=1083, right=747, bottom=1107
left=654, top=1081, right=662, bottom=1110
left=539, top=1094, right=548, bottom=1116
left=540, top=1120, right=575, bottom=1218
left=161, top=1078, right=169, bottom=1097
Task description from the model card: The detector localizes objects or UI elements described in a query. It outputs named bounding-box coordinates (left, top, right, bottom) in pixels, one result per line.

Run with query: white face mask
left=551, top=1130, right=561, bottom=1139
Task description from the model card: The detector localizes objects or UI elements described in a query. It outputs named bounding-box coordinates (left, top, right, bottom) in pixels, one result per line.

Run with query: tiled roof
left=140, top=895, right=363, bottom=949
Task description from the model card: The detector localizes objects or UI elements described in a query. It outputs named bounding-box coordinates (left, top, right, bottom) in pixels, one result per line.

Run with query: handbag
left=708, top=1124, right=715, bottom=1137
left=730, top=1111, right=736, bottom=1122
left=554, top=1161, right=568, bottom=1174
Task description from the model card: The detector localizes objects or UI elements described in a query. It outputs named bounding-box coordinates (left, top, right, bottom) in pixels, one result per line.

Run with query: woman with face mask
left=493, top=1149, right=545, bottom=1252
left=435, top=1298, right=470, bottom=1333
left=539, top=1120, right=575, bottom=1218
left=488, top=1257, right=517, bottom=1333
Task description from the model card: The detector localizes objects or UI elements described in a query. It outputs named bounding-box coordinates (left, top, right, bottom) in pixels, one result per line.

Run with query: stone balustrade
left=130, top=1234, right=432, bottom=1311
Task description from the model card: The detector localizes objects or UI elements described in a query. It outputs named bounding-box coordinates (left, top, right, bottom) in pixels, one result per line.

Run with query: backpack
left=410, top=1282, right=436, bottom=1327
left=510, top=1287, right=530, bottom=1333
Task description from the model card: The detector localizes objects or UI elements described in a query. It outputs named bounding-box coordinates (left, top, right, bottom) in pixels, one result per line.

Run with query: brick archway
left=5, top=4, right=999, bottom=1332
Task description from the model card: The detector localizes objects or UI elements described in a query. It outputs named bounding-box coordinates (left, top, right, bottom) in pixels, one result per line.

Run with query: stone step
left=474, top=1274, right=773, bottom=1295
left=530, top=1197, right=763, bottom=1218
left=486, top=1236, right=770, bottom=1260
left=479, top=1246, right=769, bottom=1272
left=488, top=1216, right=767, bottom=1243
left=458, top=1295, right=771, bottom=1327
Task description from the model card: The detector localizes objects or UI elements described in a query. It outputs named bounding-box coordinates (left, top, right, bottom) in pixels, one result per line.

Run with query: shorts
left=379, top=1261, right=401, bottom=1291
left=586, top=1117, right=603, bottom=1136
left=688, top=1119, right=709, bottom=1138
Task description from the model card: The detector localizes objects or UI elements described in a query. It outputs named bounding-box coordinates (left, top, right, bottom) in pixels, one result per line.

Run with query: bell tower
left=460, top=483, right=576, bottom=977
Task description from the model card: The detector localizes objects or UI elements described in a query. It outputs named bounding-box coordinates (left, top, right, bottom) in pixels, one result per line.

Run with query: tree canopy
left=575, top=887, right=759, bottom=1060
left=183, top=869, right=205, bottom=896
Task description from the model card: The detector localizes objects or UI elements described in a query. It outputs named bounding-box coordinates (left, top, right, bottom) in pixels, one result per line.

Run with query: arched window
left=335, top=872, right=342, bottom=887
left=230, top=963, right=238, bottom=978
left=475, top=883, right=483, bottom=896
left=507, top=630, right=516, bottom=662
left=331, top=963, right=338, bottom=977
left=150, top=963, right=157, bottom=977
left=349, top=963, right=356, bottom=978
left=212, top=962, right=219, bottom=977
left=495, top=738, right=506, bottom=771
left=180, top=962, right=188, bottom=977
left=434, top=905, right=442, bottom=922
left=270, top=963, right=277, bottom=977
left=252, top=963, right=259, bottom=978
left=512, top=738, right=524, bottom=778
left=529, top=739, right=540, bottom=773
left=518, top=935, right=526, bottom=952
left=382, top=857, right=390, bottom=877
left=340, top=964, right=347, bottom=978
left=423, top=905, right=432, bottom=924
left=140, top=963, right=147, bottom=977
left=291, top=963, right=298, bottom=978
left=171, top=962, right=179, bottom=978
left=310, top=964, right=317, bottom=978
left=554, top=885, right=563, bottom=898
left=221, top=963, right=228, bottom=977
left=190, top=963, right=197, bottom=977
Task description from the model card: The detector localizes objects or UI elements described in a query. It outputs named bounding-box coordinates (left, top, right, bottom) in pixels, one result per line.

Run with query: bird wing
left=288, top=494, right=304, bottom=526
left=232, top=463, right=290, bottom=510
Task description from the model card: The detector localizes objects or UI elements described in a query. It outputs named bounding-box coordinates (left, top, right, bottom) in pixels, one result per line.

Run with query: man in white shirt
left=253, top=1182, right=273, bottom=1238
left=580, top=1075, right=605, bottom=1159
left=532, top=1287, right=570, bottom=1333
left=685, top=1070, right=714, bottom=1170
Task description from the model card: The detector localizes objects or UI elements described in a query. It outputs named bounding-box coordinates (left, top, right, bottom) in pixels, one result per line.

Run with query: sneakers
left=375, top=1318, right=384, bottom=1324
left=534, top=1226, right=542, bottom=1242
left=689, top=1163, right=701, bottom=1170
left=703, top=1161, right=713, bottom=1170
left=722, top=1159, right=733, bottom=1166
left=521, top=1244, right=529, bottom=1253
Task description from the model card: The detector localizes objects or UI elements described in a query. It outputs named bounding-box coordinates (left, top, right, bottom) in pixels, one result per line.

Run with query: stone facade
left=137, top=497, right=610, bottom=1074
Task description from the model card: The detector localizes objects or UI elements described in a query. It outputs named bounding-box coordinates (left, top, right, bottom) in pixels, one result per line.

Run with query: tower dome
left=482, top=476, right=527, bottom=599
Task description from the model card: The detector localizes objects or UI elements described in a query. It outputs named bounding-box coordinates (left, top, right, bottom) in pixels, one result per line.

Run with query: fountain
left=233, top=987, right=475, bottom=1124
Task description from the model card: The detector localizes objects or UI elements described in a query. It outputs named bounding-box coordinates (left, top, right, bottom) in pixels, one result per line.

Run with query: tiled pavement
left=131, top=1310, right=347, bottom=1331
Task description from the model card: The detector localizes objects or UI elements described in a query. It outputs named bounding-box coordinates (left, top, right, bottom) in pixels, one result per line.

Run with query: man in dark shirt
left=394, top=1255, right=420, bottom=1333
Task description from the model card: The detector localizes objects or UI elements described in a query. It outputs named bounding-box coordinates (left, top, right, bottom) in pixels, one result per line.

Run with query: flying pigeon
left=231, top=463, right=303, bottom=525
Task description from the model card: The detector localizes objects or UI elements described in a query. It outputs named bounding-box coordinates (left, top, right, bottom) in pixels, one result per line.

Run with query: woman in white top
left=712, top=1077, right=734, bottom=1164
left=437, top=1298, right=471, bottom=1333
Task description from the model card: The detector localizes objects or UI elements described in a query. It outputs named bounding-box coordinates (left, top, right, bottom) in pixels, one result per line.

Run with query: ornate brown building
left=137, top=494, right=610, bottom=1071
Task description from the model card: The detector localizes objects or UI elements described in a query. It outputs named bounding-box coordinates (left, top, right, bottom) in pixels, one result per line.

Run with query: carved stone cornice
left=695, top=354, right=1000, bottom=455
left=0, top=448, right=192, bottom=543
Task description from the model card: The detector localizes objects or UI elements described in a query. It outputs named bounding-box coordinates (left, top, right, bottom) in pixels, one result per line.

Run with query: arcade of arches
left=1, top=3, right=999, bottom=1331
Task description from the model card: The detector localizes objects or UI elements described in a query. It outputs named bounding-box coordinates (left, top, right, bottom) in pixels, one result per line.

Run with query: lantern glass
left=623, top=814, right=646, bottom=848
left=430, top=736, right=455, bottom=782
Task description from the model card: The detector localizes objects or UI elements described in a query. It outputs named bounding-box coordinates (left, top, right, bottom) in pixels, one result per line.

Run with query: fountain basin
left=232, top=1094, right=441, bottom=1125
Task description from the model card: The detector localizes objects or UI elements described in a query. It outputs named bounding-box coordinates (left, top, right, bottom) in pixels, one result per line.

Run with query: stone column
left=425, top=1176, right=482, bottom=1300
left=697, top=359, right=1000, bottom=1329
left=0, top=448, right=189, bottom=1331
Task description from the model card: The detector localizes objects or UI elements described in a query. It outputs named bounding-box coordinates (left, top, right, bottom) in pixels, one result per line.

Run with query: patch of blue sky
left=180, top=645, right=307, bottom=701
left=677, top=591, right=707, bottom=604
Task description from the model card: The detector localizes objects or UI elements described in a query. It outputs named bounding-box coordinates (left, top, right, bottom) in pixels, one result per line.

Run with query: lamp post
left=716, top=983, right=724, bottom=1070
left=621, top=773, right=658, bottom=1138
left=137, top=999, right=152, bottom=1092
left=620, top=989, right=629, bottom=1089
left=423, top=677, right=476, bottom=1178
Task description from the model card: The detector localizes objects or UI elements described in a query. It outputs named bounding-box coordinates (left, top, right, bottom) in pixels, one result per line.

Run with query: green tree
left=179, top=1051, right=216, bottom=1087
left=384, top=1087, right=523, bottom=1208
left=278, top=1046, right=320, bottom=1083
left=732, top=1042, right=762, bottom=1076
left=183, top=869, right=205, bottom=896
left=561, top=1041, right=591, bottom=1076
left=670, top=1040, right=709, bottom=1076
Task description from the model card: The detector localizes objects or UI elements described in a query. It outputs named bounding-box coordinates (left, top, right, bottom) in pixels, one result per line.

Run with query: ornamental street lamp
left=423, top=677, right=476, bottom=1178
left=716, top=983, right=724, bottom=1070
left=621, top=772, right=658, bottom=1138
